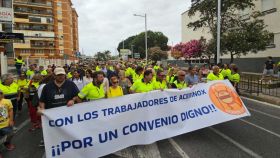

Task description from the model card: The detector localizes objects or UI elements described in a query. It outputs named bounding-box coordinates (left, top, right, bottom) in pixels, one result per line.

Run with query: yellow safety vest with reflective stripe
left=78, top=82, right=105, bottom=100
left=207, top=72, right=224, bottom=82
left=130, top=79, right=154, bottom=93
left=67, top=72, right=73, bottom=79
left=26, top=70, right=35, bottom=78
left=132, top=73, right=143, bottom=83
left=229, top=73, right=240, bottom=83
left=17, top=79, right=29, bottom=92
left=153, top=80, right=167, bottom=90
left=15, top=58, right=25, bottom=66
left=40, top=70, right=48, bottom=76
left=173, top=80, right=187, bottom=89
left=0, top=82, right=19, bottom=100
left=220, top=69, right=231, bottom=78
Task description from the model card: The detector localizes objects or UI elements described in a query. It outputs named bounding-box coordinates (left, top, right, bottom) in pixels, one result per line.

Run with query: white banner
left=42, top=80, right=250, bottom=158
left=0, top=7, right=13, bottom=22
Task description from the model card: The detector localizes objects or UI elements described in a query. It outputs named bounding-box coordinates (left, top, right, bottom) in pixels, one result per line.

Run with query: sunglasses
left=112, top=81, right=119, bottom=84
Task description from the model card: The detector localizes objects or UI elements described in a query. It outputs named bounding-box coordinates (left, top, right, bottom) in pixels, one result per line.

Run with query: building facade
left=13, top=0, right=79, bottom=63
left=181, top=0, right=280, bottom=72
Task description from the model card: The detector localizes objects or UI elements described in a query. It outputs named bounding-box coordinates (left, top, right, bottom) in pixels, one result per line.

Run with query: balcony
left=14, top=26, right=54, bottom=32
left=14, top=1, right=52, bottom=8
left=14, top=18, right=29, bottom=23
left=14, top=8, right=53, bottom=16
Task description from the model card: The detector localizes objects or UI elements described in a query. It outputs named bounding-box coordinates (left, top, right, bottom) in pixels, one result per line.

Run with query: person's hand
left=37, top=108, right=45, bottom=116
left=9, top=120, right=14, bottom=127
left=67, top=100, right=75, bottom=107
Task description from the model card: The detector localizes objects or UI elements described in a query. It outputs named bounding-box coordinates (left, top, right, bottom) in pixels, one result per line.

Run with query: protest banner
left=42, top=80, right=250, bottom=158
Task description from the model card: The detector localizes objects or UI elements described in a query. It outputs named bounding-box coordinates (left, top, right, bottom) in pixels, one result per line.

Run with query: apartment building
left=181, top=0, right=280, bottom=72
left=13, top=0, right=79, bottom=62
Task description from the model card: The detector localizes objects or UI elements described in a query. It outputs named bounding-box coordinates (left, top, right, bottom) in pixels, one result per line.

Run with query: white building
left=181, top=0, right=280, bottom=72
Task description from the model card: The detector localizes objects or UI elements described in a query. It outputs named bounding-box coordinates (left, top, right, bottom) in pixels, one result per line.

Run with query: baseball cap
left=54, top=67, right=66, bottom=75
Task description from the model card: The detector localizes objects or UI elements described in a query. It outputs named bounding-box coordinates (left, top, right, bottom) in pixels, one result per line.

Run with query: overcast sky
left=71, top=0, right=191, bottom=56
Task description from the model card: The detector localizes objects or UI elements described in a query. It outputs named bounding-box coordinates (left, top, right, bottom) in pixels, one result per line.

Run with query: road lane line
left=15, top=119, right=29, bottom=134
left=247, top=108, right=280, bottom=120
left=42, top=152, right=46, bottom=158
left=168, top=138, right=190, bottom=158
left=135, top=143, right=161, bottom=158
left=240, top=119, right=280, bottom=139
left=209, top=127, right=262, bottom=158
left=241, top=97, right=280, bottom=109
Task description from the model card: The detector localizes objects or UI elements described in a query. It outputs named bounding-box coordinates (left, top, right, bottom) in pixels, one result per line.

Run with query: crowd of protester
left=0, top=58, right=244, bottom=157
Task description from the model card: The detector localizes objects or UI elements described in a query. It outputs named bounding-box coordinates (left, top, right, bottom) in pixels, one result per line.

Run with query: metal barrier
left=238, top=74, right=280, bottom=97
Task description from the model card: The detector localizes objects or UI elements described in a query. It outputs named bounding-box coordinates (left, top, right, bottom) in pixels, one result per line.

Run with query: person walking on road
left=170, top=70, right=188, bottom=89
left=130, top=70, right=155, bottom=93
left=261, top=56, right=275, bottom=80
left=207, top=66, right=224, bottom=82
left=77, top=71, right=105, bottom=101
left=107, top=75, right=123, bottom=98
left=38, top=67, right=79, bottom=111
left=0, top=89, right=15, bottom=155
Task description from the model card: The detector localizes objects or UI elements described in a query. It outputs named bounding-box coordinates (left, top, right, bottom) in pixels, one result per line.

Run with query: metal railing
left=238, top=74, right=280, bottom=97
left=14, top=1, right=52, bottom=7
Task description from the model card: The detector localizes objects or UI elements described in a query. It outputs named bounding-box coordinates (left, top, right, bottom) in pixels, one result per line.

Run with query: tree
left=148, top=47, right=168, bottom=62
left=223, top=14, right=272, bottom=63
left=171, top=48, right=183, bottom=60
left=172, top=39, right=205, bottom=60
left=187, top=0, right=270, bottom=63
left=117, top=31, right=169, bottom=59
left=94, top=50, right=112, bottom=61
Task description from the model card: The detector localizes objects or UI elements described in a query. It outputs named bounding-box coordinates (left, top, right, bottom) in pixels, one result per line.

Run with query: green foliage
left=117, top=31, right=169, bottom=59
left=148, top=47, right=168, bottom=62
left=94, top=50, right=112, bottom=61
left=187, top=0, right=272, bottom=63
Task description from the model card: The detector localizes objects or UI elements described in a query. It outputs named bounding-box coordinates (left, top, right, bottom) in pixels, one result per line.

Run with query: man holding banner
left=130, top=70, right=155, bottom=93
left=38, top=67, right=79, bottom=111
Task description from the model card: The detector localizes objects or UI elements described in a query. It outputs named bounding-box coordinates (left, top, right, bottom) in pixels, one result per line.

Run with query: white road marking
left=42, top=152, right=46, bottom=158
left=15, top=119, right=29, bottom=134
left=247, top=108, right=280, bottom=120
left=240, top=119, right=280, bottom=139
left=168, top=138, right=190, bottom=158
left=209, top=127, right=263, bottom=158
left=134, top=143, right=161, bottom=158
left=241, top=97, right=280, bottom=109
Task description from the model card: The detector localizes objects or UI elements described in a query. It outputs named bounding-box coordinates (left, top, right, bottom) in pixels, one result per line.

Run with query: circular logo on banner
left=209, top=82, right=245, bottom=115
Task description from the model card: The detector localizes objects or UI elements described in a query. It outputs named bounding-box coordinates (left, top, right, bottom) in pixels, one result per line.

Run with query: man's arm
left=37, top=101, right=45, bottom=115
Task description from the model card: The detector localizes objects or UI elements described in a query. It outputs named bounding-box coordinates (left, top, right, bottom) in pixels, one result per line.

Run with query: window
left=57, top=1, right=62, bottom=7
left=57, top=10, right=62, bottom=15
left=262, top=0, right=276, bottom=14
left=266, top=34, right=275, bottom=48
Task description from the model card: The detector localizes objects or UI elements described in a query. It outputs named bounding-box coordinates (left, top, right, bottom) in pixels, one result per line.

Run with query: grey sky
left=71, top=0, right=191, bottom=56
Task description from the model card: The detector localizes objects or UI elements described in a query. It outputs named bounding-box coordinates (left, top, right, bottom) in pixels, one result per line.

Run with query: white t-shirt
left=72, top=78, right=85, bottom=91
left=38, top=83, right=46, bottom=98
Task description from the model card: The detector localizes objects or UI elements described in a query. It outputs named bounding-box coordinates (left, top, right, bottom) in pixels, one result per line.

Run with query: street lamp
left=131, top=45, right=134, bottom=59
left=134, top=13, right=147, bottom=64
left=217, top=0, right=221, bottom=64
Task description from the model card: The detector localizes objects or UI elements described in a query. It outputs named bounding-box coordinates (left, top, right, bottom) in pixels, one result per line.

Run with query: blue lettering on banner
left=99, top=129, right=118, bottom=143
left=179, top=89, right=207, bottom=101
left=49, top=116, right=73, bottom=127
left=122, top=115, right=178, bottom=135
left=51, top=137, right=93, bottom=157
left=181, top=104, right=217, bottom=121
left=77, top=111, right=98, bottom=123
left=101, top=97, right=169, bottom=116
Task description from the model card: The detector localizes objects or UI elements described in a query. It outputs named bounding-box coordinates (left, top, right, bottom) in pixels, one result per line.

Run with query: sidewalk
left=240, top=90, right=280, bottom=106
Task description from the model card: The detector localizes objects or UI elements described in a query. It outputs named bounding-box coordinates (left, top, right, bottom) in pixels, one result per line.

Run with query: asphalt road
left=2, top=97, right=280, bottom=158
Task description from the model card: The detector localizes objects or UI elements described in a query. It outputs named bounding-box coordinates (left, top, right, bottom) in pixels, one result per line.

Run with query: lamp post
left=134, top=13, right=147, bottom=64
left=217, top=0, right=221, bottom=64
left=131, top=45, right=134, bottom=59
